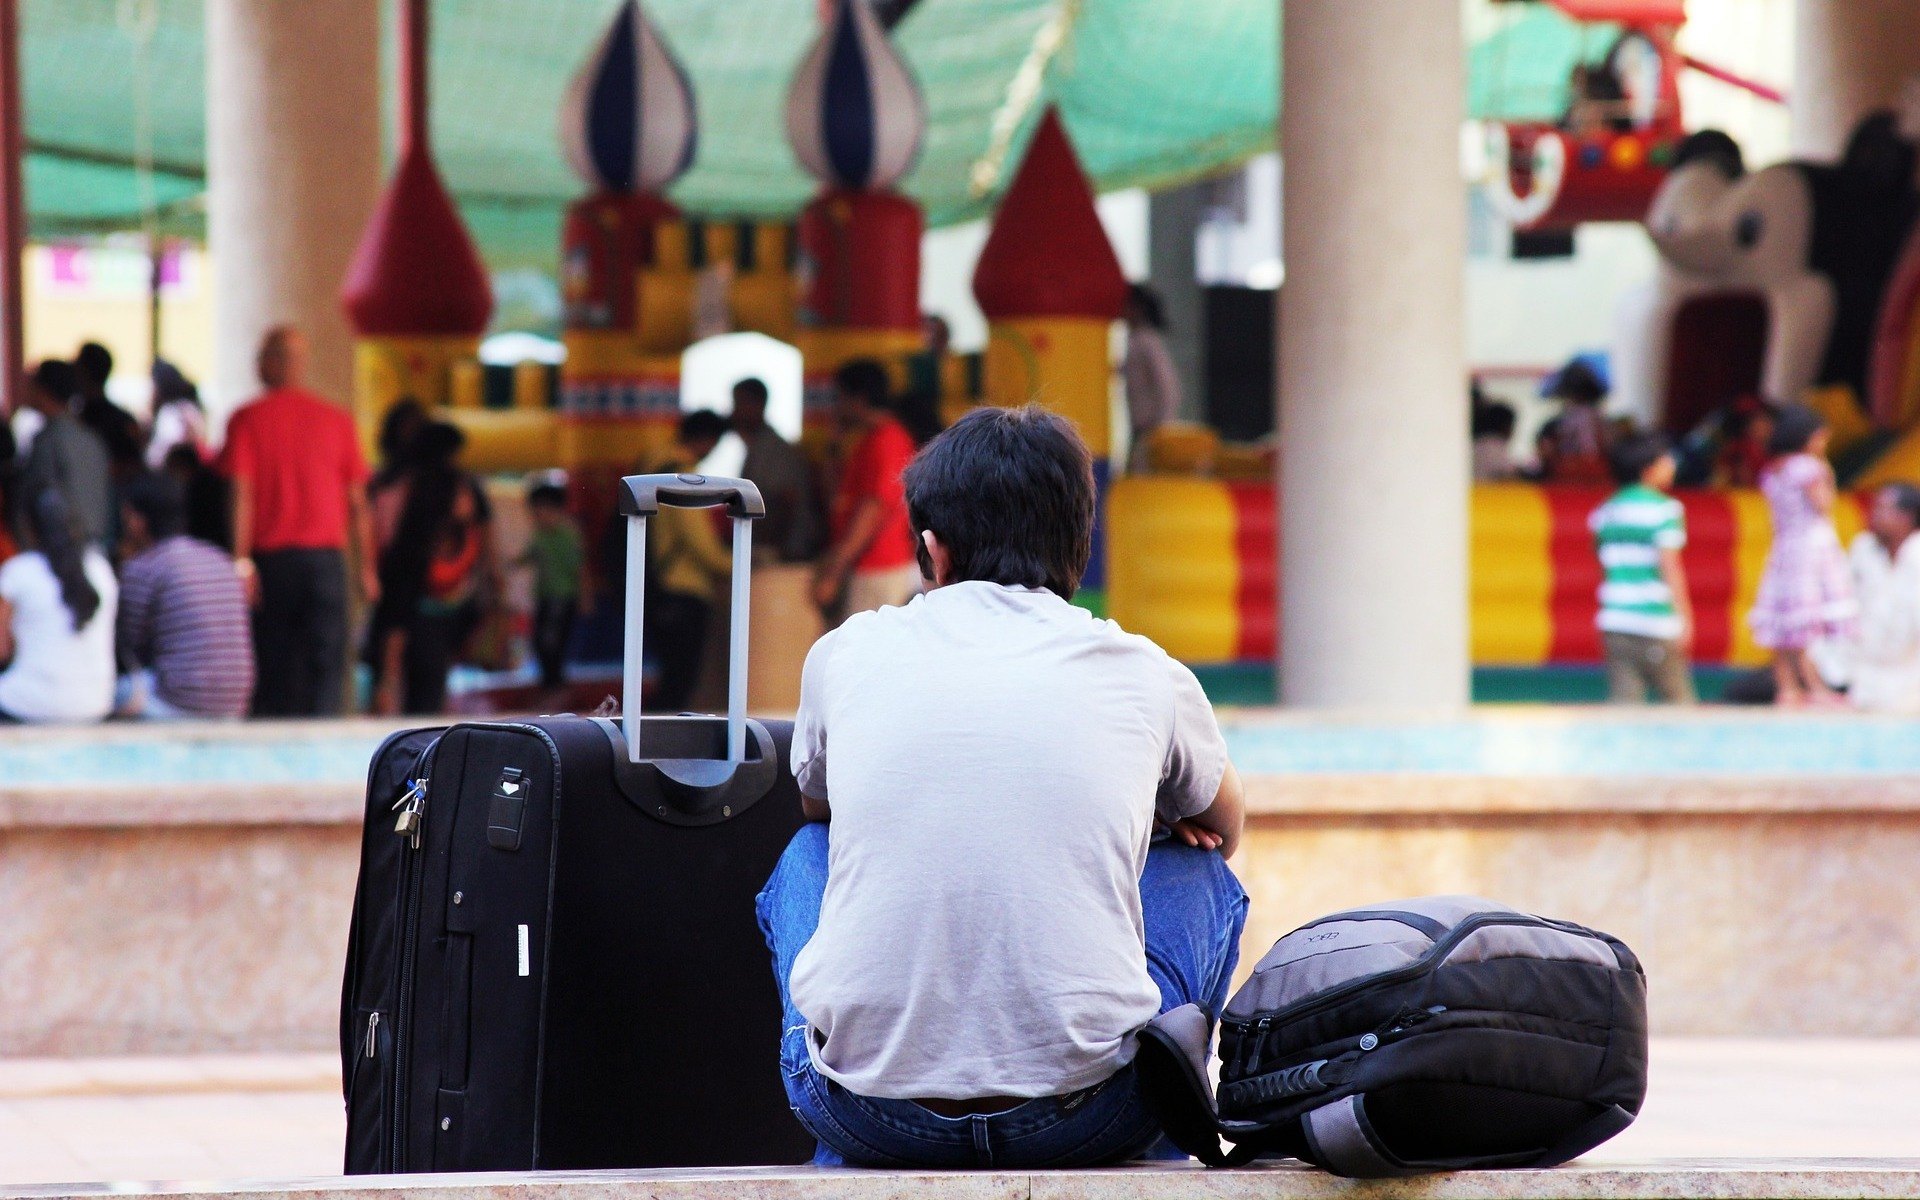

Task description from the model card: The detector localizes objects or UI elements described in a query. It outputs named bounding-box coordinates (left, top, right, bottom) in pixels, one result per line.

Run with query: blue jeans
left=755, top=823, right=1249, bottom=1168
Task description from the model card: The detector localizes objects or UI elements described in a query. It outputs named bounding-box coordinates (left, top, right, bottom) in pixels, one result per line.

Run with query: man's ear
left=920, top=530, right=954, bottom=589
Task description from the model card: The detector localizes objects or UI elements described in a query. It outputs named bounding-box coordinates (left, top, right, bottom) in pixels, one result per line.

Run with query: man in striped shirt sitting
left=116, top=472, right=256, bottom=720
left=1590, top=432, right=1694, bottom=704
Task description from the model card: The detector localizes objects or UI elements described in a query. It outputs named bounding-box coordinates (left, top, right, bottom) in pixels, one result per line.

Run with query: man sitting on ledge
left=758, top=405, right=1248, bottom=1168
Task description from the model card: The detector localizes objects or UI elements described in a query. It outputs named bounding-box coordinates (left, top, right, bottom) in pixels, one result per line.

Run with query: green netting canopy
left=1466, top=3, right=1620, bottom=124
left=25, top=0, right=1278, bottom=271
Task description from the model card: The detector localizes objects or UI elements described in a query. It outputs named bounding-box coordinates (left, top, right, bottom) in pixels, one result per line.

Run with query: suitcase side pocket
left=440, top=933, right=473, bottom=1091
left=345, top=1007, right=392, bottom=1171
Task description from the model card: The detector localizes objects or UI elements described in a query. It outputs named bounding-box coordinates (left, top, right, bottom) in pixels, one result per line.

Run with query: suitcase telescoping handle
left=617, top=473, right=766, bottom=767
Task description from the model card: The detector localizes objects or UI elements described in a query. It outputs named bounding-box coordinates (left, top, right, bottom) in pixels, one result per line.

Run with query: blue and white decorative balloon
left=785, top=0, right=925, bottom=192
left=560, top=0, right=697, bottom=194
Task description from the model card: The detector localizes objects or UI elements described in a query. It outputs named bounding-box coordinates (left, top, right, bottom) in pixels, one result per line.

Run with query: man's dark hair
left=732, top=377, right=769, bottom=405
left=1608, top=430, right=1671, bottom=485
left=527, top=480, right=569, bottom=509
left=678, top=408, right=730, bottom=446
left=1883, top=482, right=1920, bottom=526
left=31, top=359, right=78, bottom=406
left=834, top=359, right=892, bottom=409
left=903, top=405, right=1094, bottom=600
left=125, top=470, right=187, bottom=540
left=75, top=341, right=113, bottom=388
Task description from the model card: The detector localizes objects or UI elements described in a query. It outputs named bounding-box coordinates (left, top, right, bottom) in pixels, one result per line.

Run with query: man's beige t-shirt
left=788, top=581, right=1228, bottom=1100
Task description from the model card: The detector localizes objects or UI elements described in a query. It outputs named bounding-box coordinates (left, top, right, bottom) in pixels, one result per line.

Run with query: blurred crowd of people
left=0, top=325, right=528, bottom=724
left=641, top=358, right=929, bottom=710
left=1473, top=356, right=1920, bottom=712
left=0, top=337, right=250, bottom=724
left=0, top=301, right=984, bottom=725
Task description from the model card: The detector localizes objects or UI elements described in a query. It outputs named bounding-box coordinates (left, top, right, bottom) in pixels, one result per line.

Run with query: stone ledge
left=15, top=780, right=1918, bottom=830
left=11, top=776, right=1920, bottom=831
left=0, top=1054, right=338, bottom=1099
left=1242, top=775, right=1920, bottom=816
left=0, top=784, right=363, bottom=829
left=5, top=1161, right=1920, bottom=1200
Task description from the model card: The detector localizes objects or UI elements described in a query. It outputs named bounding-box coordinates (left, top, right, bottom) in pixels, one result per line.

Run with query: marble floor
left=0, top=1041, right=1915, bottom=1187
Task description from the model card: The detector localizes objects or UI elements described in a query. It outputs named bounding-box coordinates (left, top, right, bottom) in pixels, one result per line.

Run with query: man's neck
left=1878, top=530, right=1911, bottom=558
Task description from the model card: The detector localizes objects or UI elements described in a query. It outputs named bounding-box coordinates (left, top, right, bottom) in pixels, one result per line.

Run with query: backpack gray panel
left=1368, top=895, right=1517, bottom=927
left=1228, top=932, right=1430, bottom=1019
left=1440, top=923, right=1622, bottom=970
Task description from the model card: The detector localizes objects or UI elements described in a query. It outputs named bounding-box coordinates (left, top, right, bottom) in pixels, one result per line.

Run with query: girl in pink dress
left=1748, top=404, right=1857, bottom=705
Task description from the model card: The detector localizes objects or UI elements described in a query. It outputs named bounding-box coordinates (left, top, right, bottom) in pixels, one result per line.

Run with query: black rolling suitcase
left=340, top=474, right=815, bottom=1173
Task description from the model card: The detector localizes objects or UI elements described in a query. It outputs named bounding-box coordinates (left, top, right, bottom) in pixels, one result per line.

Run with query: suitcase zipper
left=364, top=1011, right=381, bottom=1059
left=388, top=745, right=437, bottom=1172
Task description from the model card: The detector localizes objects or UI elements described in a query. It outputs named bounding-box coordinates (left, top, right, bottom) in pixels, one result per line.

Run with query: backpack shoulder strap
left=1134, top=1005, right=1239, bottom=1167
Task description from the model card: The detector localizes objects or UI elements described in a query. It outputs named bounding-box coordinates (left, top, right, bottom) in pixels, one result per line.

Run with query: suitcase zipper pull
left=393, top=778, right=429, bottom=849
left=364, top=1011, right=381, bottom=1059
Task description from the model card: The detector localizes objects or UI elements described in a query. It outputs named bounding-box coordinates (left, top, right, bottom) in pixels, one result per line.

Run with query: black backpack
left=1135, top=896, right=1648, bottom=1176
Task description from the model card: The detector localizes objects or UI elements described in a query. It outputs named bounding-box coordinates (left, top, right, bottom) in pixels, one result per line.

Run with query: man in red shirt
left=221, top=326, right=379, bottom=717
left=814, top=359, right=919, bottom=619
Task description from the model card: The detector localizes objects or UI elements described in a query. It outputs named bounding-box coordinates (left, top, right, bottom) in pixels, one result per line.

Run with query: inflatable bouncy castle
left=787, top=0, right=928, bottom=426
left=972, top=107, right=1128, bottom=602
left=1612, top=118, right=1919, bottom=440
left=343, top=0, right=493, bottom=454
left=350, top=0, right=952, bottom=478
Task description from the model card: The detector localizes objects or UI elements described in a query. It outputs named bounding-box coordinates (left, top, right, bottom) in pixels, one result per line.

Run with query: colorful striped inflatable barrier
left=1106, top=479, right=1866, bottom=667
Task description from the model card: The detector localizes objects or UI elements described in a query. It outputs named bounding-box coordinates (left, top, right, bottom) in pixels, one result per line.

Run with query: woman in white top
left=0, top=489, right=118, bottom=723
left=1122, top=284, right=1184, bottom=471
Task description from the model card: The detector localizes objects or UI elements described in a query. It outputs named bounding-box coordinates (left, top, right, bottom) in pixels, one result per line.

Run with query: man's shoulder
left=876, top=418, right=915, bottom=456
left=161, top=534, right=232, bottom=569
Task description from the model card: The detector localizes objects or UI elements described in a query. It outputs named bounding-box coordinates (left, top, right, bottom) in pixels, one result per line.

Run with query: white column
left=205, top=0, right=381, bottom=420
left=1791, top=0, right=1920, bottom=160
left=1277, top=0, right=1467, bottom=709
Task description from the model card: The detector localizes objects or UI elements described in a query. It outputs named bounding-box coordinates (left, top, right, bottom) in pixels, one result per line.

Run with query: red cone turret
left=340, top=0, right=491, bottom=337
left=972, top=108, right=1127, bottom=323
left=341, top=146, right=492, bottom=336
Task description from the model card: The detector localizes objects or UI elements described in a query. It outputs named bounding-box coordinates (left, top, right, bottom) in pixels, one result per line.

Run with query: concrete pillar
left=1791, top=0, right=1920, bottom=160
left=205, top=0, right=382, bottom=418
left=1277, top=0, right=1468, bottom=709
left=1146, top=181, right=1206, bottom=420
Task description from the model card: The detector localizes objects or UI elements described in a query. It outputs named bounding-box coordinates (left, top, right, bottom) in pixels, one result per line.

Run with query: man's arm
left=349, top=483, right=381, bottom=604
left=230, top=475, right=259, bottom=607
left=792, top=635, right=832, bottom=821
left=116, top=562, right=154, bottom=669
left=813, top=495, right=884, bottom=606
left=1660, top=546, right=1693, bottom=652
left=1168, top=762, right=1245, bottom=860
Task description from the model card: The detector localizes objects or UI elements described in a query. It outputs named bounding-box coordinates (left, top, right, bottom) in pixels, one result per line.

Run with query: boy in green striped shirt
left=1589, top=432, right=1694, bottom=703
